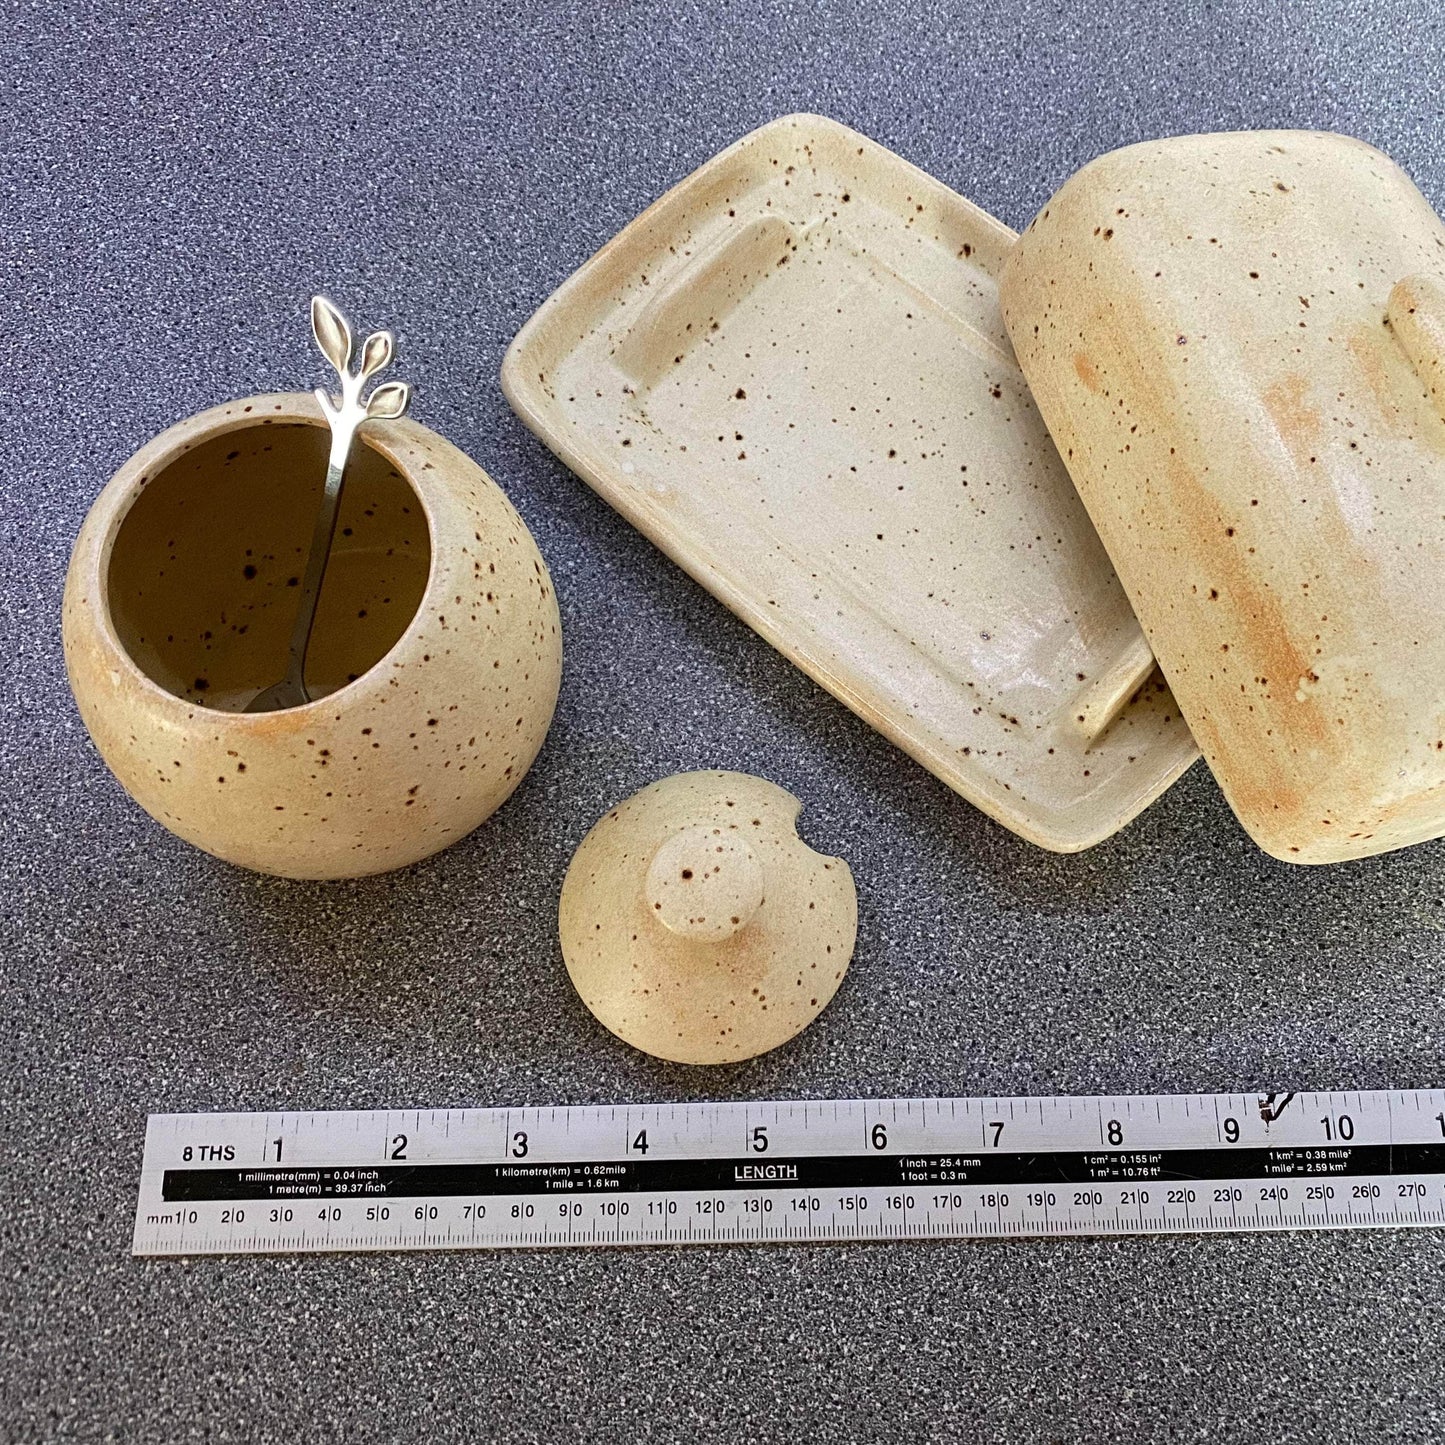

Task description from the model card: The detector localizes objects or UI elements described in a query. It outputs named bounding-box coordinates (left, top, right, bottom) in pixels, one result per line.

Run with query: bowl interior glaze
left=106, top=420, right=431, bottom=712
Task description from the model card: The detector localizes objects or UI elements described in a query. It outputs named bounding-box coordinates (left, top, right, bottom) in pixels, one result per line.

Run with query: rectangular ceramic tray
left=503, top=114, right=1199, bottom=850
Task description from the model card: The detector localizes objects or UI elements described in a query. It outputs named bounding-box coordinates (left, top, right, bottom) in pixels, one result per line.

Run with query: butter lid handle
left=1387, top=273, right=1445, bottom=420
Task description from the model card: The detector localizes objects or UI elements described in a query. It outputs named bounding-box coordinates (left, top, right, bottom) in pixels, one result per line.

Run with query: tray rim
left=502, top=112, right=1198, bottom=852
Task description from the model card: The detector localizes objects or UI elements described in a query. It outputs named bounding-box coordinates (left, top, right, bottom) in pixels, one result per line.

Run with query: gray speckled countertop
left=4, top=2, right=1445, bottom=1440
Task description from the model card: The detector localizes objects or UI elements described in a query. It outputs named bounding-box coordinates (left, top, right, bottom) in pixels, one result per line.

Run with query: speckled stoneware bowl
left=63, top=392, right=562, bottom=879
left=559, top=771, right=857, bottom=1064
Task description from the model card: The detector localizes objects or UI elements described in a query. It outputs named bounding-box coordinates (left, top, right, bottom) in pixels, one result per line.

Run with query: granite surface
left=4, top=1, right=1445, bottom=1439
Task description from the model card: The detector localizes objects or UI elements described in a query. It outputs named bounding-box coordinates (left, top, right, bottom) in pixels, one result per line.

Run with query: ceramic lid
left=1001, top=130, right=1445, bottom=862
left=558, top=770, right=857, bottom=1064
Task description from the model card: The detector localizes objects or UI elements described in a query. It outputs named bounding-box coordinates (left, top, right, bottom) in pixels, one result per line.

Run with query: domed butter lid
left=1001, top=130, right=1445, bottom=862
left=558, top=771, right=857, bottom=1064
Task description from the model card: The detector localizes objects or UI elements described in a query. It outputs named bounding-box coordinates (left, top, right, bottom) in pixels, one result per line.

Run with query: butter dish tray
left=503, top=114, right=1199, bottom=851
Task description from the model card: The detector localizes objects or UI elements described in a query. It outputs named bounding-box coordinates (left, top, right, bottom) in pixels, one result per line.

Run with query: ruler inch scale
left=132, top=1090, right=1445, bottom=1256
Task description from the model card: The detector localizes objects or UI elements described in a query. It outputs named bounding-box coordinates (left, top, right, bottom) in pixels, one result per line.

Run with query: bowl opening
left=106, top=419, right=432, bottom=712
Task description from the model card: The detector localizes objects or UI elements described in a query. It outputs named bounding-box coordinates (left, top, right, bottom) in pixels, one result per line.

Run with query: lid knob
left=644, top=827, right=764, bottom=941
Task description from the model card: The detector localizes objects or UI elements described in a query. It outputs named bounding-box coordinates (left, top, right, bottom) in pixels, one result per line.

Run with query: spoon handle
left=284, top=423, right=355, bottom=693
left=255, top=297, right=412, bottom=709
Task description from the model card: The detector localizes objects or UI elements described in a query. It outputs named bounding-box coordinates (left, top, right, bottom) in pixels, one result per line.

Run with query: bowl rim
left=70, top=390, right=441, bottom=724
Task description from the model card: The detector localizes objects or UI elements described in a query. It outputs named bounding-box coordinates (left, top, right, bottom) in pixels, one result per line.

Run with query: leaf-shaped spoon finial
left=310, top=294, right=411, bottom=430
left=245, top=298, right=415, bottom=713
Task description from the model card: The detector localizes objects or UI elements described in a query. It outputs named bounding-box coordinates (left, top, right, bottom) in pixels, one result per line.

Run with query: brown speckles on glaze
left=557, top=771, right=856, bottom=1064
left=1000, top=129, right=1445, bottom=863
left=503, top=113, right=1199, bottom=853
left=62, top=393, right=563, bottom=879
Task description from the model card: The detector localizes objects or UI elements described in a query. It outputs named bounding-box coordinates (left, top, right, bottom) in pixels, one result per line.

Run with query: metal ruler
left=132, top=1089, right=1445, bottom=1256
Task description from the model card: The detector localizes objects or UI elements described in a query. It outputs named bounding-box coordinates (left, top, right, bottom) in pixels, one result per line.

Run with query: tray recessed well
left=503, top=114, right=1199, bottom=851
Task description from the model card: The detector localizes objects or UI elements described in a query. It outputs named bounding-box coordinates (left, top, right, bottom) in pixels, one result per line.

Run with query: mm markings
left=132, top=1090, right=1445, bottom=1256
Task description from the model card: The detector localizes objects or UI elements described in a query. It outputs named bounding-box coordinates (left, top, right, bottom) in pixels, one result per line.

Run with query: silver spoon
left=247, top=297, right=412, bottom=713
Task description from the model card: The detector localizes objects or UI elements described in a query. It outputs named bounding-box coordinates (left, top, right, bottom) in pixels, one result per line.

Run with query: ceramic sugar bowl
left=63, top=392, right=562, bottom=879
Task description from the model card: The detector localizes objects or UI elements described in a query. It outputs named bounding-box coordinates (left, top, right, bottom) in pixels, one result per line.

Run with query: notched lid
left=558, top=770, right=857, bottom=1064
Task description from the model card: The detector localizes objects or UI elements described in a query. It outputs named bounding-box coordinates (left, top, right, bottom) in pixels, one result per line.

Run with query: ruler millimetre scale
left=132, top=1090, right=1445, bottom=1256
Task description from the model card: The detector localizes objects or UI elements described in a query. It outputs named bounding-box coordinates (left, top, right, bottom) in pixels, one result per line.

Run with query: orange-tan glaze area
left=1001, top=130, right=1445, bottom=862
